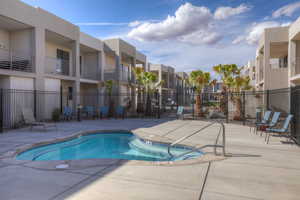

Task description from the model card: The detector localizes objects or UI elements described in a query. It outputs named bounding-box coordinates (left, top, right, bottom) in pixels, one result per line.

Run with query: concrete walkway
left=0, top=119, right=299, bottom=200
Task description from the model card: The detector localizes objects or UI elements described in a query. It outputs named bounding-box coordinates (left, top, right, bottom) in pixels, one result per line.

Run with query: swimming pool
left=16, top=132, right=203, bottom=162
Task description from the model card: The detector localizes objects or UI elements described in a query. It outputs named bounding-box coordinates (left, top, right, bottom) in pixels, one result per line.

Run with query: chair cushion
left=266, top=128, right=285, bottom=133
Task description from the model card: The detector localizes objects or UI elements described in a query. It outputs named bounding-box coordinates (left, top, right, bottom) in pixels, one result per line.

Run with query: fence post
left=266, top=89, right=270, bottom=110
left=33, top=89, right=37, bottom=119
left=192, top=94, right=195, bottom=120
left=242, top=91, right=246, bottom=125
left=60, top=85, right=63, bottom=113
left=226, top=92, right=229, bottom=123
left=0, top=89, right=3, bottom=133
left=157, top=92, right=160, bottom=119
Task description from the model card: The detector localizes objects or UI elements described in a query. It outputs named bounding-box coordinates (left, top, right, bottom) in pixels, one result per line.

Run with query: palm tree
left=213, top=64, right=252, bottom=120
left=231, top=75, right=252, bottom=120
left=189, top=70, right=211, bottom=117
left=133, top=67, right=144, bottom=114
left=213, top=64, right=239, bottom=113
left=140, top=72, right=164, bottom=116
left=104, top=80, right=114, bottom=117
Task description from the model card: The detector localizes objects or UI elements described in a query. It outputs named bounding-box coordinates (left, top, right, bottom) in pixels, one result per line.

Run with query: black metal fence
left=0, top=87, right=298, bottom=143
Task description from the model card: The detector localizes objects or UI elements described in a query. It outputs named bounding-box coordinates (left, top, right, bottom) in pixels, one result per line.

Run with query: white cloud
left=128, top=3, right=214, bottom=44
left=128, top=3, right=251, bottom=45
left=128, top=21, right=142, bottom=27
left=180, top=31, right=222, bottom=45
left=232, top=35, right=245, bottom=44
left=246, top=21, right=281, bottom=44
left=272, top=2, right=300, bottom=18
left=214, top=4, right=251, bottom=20
left=233, top=21, right=291, bottom=45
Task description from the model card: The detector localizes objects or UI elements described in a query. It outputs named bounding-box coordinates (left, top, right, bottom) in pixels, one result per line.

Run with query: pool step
left=129, top=138, right=171, bottom=159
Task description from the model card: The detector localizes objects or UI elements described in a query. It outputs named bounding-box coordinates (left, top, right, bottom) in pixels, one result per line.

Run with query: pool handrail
left=167, top=121, right=226, bottom=158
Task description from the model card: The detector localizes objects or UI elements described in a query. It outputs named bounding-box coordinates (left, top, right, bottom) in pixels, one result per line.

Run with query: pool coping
left=0, top=129, right=226, bottom=170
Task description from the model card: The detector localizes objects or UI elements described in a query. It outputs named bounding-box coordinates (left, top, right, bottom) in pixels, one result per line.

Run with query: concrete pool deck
left=0, top=119, right=299, bottom=200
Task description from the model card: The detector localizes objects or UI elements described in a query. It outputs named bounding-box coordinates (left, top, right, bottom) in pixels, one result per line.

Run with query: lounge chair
left=257, top=112, right=281, bottom=136
left=115, top=106, right=125, bottom=119
left=99, top=106, right=109, bottom=118
left=22, top=108, right=57, bottom=131
left=177, top=106, right=184, bottom=119
left=252, top=110, right=272, bottom=134
left=84, top=106, right=95, bottom=119
left=63, top=106, right=73, bottom=120
left=265, top=114, right=293, bottom=144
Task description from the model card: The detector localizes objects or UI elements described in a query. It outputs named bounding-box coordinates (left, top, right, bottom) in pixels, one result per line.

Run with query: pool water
left=16, top=132, right=203, bottom=162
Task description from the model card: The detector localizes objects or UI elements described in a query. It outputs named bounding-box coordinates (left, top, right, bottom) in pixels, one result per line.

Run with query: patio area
left=0, top=119, right=299, bottom=200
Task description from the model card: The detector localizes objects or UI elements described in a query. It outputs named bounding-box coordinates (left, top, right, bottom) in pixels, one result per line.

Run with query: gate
left=291, top=86, right=300, bottom=143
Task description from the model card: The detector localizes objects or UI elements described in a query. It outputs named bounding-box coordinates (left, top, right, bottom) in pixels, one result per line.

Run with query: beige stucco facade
left=103, top=38, right=147, bottom=110
left=255, top=26, right=289, bottom=91
left=289, top=17, right=300, bottom=86
left=149, top=63, right=176, bottom=106
left=0, top=0, right=110, bottom=121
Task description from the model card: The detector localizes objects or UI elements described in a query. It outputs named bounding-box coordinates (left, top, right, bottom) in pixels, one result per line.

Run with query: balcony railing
left=81, top=69, right=101, bottom=81
left=0, top=48, right=33, bottom=72
left=45, top=57, right=70, bottom=76
left=104, top=66, right=135, bottom=82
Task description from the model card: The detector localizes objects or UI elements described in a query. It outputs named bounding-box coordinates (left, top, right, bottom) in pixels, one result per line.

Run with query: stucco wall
left=105, top=54, right=116, bottom=70
left=44, top=78, right=61, bottom=92
left=289, top=17, right=300, bottom=40
left=0, top=29, right=10, bottom=50
left=10, top=77, right=34, bottom=90
left=10, top=29, right=33, bottom=57
left=80, top=32, right=102, bottom=51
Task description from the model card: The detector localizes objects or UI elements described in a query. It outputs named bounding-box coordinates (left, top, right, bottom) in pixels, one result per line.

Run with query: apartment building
left=243, top=60, right=256, bottom=87
left=103, top=38, right=147, bottom=111
left=0, top=0, right=106, bottom=127
left=149, top=63, right=176, bottom=105
left=289, top=17, right=300, bottom=86
left=255, top=26, right=289, bottom=91
left=175, top=72, right=190, bottom=105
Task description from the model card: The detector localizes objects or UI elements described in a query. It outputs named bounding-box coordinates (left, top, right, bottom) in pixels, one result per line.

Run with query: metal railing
left=0, top=49, right=33, bottom=72
left=167, top=121, right=226, bottom=159
left=81, top=68, right=100, bottom=81
left=45, top=57, right=70, bottom=76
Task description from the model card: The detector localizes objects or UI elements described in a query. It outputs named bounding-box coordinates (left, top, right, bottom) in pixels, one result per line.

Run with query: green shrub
left=52, top=108, right=61, bottom=122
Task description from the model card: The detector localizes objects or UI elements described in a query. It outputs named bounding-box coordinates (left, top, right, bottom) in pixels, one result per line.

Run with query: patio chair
left=99, top=106, right=109, bottom=119
left=177, top=106, right=184, bottom=120
left=265, top=114, right=293, bottom=144
left=84, top=106, right=95, bottom=119
left=257, top=112, right=281, bottom=136
left=252, top=110, right=272, bottom=134
left=115, top=106, right=125, bottom=119
left=63, top=106, right=73, bottom=120
left=22, top=108, right=57, bottom=131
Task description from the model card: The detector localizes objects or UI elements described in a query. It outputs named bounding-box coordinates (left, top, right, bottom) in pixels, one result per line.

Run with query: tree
left=213, top=64, right=252, bottom=120
left=189, top=70, right=211, bottom=117
left=104, top=80, right=114, bottom=117
left=133, top=67, right=145, bottom=114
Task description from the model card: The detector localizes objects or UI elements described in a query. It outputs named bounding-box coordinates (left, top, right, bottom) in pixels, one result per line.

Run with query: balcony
left=45, top=57, right=69, bottom=76
left=0, top=49, right=33, bottom=73
left=80, top=45, right=101, bottom=81
left=119, top=66, right=132, bottom=82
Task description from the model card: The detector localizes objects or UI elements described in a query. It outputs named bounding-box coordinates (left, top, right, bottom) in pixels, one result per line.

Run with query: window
left=57, top=49, right=70, bottom=75
left=68, top=87, right=73, bottom=101
left=279, top=56, right=288, bottom=68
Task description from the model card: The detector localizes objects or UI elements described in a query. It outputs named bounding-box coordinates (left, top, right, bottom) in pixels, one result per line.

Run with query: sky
left=22, top=0, right=300, bottom=73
